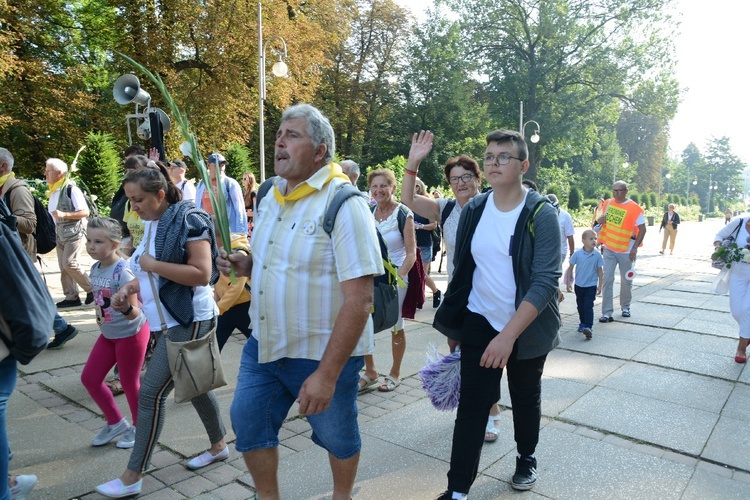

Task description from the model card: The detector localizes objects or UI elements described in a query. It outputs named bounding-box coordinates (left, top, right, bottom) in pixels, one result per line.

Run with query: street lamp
left=257, top=1, right=289, bottom=183
left=518, top=101, right=541, bottom=143
left=613, top=153, right=629, bottom=184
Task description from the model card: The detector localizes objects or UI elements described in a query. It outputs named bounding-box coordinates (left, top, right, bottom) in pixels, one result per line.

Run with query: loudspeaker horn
left=136, top=108, right=171, bottom=140
left=113, top=74, right=151, bottom=107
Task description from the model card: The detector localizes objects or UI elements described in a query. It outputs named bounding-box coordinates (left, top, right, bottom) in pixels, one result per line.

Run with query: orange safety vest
left=599, top=199, right=644, bottom=252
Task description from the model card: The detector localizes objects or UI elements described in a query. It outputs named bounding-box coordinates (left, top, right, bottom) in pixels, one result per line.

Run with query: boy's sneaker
left=577, top=324, right=585, bottom=332
left=92, top=419, right=130, bottom=446
left=116, top=426, right=136, bottom=449
left=10, top=474, right=37, bottom=500
left=582, top=327, right=593, bottom=339
left=622, top=308, right=631, bottom=318
left=47, top=325, right=79, bottom=350
left=511, top=455, right=537, bottom=491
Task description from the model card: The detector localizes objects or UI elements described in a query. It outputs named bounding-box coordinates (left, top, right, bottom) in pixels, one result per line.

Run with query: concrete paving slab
left=7, top=391, right=129, bottom=499
left=598, top=362, right=733, bottom=413
left=717, top=383, right=750, bottom=422
left=623, top=301, right=704, bottom=328
left=638, top=289, right=713, bottom=309
left=701, top=415, right=750, bottom=471
left=681, top=469, right=750, bottom=500
left=19, top=328, right=100, bottom=375
left=675, top=310, right=737, bottom=338
left=558, top=386, right=717, bottom=455
left=634, top=331, right=745, bottom=379
left=483, top=426, right=694, bottom=500
left=538, top=377, right=592, bottom=417
left=544, top=349, right=625, bottom=385
left=703, top=294, right=731, bottom=313
left=558, top=327, right=652, bottom=360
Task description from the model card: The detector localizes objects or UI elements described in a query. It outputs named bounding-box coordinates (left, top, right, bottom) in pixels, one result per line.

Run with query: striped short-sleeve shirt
left=251, top=166, right=384, bottom=363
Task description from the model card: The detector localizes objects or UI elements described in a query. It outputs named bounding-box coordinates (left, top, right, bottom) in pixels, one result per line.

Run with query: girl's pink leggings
left=81, top=322, right=150, bottom=425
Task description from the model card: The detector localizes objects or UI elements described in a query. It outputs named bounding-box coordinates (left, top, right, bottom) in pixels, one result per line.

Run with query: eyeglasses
left=484, top=153, right=523, bottom=165
left=449, top=173, right=476, bottom=185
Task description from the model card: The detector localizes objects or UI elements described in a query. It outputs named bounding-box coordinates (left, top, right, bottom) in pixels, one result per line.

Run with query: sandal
left=377, top=375, right=400, bottom=392
left=484, top=414, right=500, bottom=443
left=105, top=378, right=124, bottom=396
left=358, top=374, right=379, bottom=393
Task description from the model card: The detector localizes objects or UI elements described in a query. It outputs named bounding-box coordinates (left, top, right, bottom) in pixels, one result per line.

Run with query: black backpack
left=256, top=179, right=400, bottom=333
left=66, top=184, right=99, bottom=218
left=0, top=196, right=17, bottom=232
left=0, top=222, right=54, bottom=364
left=4, top=184, right=57, bottom=254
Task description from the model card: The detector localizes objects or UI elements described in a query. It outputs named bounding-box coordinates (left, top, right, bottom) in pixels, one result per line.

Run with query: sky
left=394, top=0, right=750, bottom=165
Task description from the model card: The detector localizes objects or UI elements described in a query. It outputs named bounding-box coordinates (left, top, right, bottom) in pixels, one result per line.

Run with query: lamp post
left=518, top=101, right=541, bottom=143
left=258, top=1, right=289, bottom=183
left=613, top=153, right=629, bottom=184
left=665, top=173, right=671, bottom=194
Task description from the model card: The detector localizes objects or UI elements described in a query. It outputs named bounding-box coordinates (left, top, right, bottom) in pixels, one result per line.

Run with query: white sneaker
left=92, top=419, right=130, bottom=447
left=10, top=474, right=37, bottom=500
left=116, top=426, right=136, bottom=449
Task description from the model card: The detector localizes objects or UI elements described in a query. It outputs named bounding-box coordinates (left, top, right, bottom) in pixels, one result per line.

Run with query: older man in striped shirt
left=219, top=104, right=383, bottom=500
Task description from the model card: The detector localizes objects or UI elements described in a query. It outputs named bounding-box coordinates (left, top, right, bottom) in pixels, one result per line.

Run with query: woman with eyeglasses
left=402, top=132, right=510, bottom=442
left=713, top=218, right=750, bottom=363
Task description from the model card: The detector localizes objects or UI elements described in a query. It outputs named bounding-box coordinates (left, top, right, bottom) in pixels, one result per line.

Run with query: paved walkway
left=9, top=217, right=750, bottom=499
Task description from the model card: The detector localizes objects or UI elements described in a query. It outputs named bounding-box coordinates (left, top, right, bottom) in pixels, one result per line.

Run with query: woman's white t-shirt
left=130, top=220, right=217, bottom=330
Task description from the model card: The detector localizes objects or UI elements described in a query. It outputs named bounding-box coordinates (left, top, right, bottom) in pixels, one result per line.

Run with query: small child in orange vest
left=214, top=232, right=252, bottom=351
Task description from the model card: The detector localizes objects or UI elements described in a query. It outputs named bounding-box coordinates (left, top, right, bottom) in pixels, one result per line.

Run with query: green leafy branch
left=116, top=52, right=235, bottom=281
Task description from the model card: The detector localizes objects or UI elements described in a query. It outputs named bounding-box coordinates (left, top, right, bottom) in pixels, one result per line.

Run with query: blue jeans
left=231, top=336, right=364, bottom=459
left=574, top=285, right=597, bottom=328
left=0, top=356, right=18, bottom=500
left=52, top=313, right=68, bottom=334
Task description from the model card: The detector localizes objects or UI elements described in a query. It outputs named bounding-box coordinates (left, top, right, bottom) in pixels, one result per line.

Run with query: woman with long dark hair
left=95, top=164, right=227, bottom=498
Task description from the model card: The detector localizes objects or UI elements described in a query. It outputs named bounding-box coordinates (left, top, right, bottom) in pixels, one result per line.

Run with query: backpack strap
left=322, top=184, right=366, bottom=235
left=255, top=177, right=276, bottom=217
left=440, top=199, right=456, bottom=227
left=527, top=199, right=550, bottom=240
left=397, top=204, right=408, bottom=236
left=731, top=218, right=743, bottom=240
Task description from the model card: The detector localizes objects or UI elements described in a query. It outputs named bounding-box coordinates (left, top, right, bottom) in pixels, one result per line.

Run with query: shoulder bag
left=144, top=225, right=226, bottom=403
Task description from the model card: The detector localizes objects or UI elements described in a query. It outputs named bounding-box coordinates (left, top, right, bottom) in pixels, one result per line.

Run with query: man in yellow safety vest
left=596, top=181, right=646, bottom=322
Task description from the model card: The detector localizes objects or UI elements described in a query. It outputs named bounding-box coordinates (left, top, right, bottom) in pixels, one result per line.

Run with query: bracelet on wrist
left=404, top=169, right=417, bottom=176
left=124, top=304, right=134, bottom=316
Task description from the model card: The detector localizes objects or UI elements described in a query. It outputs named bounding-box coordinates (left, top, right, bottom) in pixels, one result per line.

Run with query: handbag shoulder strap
left=144, top=224, right=168, bottom=332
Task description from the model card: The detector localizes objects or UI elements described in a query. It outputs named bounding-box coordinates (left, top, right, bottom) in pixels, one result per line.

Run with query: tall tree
left=0, top=0, right=95, bottom=176
left=315, top=0, right=410, bottom=166
left=441, top=0, right=681, bottom=183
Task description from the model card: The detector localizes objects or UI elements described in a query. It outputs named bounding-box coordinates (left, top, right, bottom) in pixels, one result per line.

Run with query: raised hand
left=407, top=130, right=434, bottom=167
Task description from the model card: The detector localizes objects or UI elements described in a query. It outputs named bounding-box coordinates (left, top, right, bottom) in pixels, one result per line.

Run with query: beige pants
left=56, top=236, right=92, bottom=300
left=661, top=225, right=677, bottom=252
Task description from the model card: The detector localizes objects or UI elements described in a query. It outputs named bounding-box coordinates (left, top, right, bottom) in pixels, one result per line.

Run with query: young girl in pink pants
left=81, top=217, right=149, bottom=449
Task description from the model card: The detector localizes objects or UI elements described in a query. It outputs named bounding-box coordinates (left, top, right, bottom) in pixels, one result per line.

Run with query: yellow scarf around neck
left=0, top=172, right=14, bottom=190
left=46, top=176, right=67, bottom=197
left=273, top=163, right=349, bottom=206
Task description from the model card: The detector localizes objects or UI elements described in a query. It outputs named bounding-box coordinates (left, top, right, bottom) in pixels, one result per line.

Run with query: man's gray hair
left=46, top=158, right=68, bottom=174
left=340, top=160, right=360, bottom=176
left=0, top=148, right=14, bottom=171
left=281, top=104, right=335, bottom=164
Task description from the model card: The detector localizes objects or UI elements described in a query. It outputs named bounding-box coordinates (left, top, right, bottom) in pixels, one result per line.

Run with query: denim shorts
left=231, top=336, right=364, bottom=459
